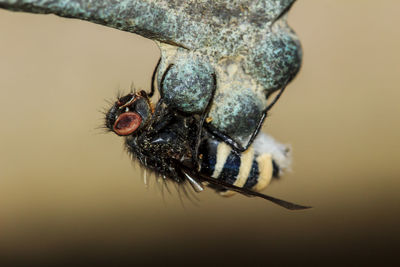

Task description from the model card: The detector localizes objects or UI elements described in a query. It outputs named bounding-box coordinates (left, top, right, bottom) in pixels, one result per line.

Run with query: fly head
left=105, top=90, right=154, bottom=136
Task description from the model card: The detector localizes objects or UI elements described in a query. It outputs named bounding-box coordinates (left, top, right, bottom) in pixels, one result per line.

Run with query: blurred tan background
left=1, top=1, right=399, bottom=266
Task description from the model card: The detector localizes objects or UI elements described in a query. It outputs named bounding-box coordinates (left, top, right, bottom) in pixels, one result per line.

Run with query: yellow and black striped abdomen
left=199, top=138, right=277, bottom=196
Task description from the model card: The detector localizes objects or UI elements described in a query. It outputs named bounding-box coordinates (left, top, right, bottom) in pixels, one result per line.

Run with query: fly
left=104, top=90, right=310, bottom=210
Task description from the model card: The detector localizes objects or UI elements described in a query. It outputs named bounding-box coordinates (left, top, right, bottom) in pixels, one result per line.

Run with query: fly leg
left=192, top=73, right=217, bottom=170
left=148, top=57, right=161, bottom=98
left=206, top=79, right=290, bottom=153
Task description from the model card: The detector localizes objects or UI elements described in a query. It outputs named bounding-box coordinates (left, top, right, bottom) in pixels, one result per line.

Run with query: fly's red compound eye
left=113, top=112, right=142, bottom=136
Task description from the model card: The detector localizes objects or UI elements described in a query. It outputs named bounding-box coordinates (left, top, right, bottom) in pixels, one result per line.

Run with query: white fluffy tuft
left=253, top=132, right=292, bottom=173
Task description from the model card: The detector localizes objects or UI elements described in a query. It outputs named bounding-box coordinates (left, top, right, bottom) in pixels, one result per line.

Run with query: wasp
left=105, top=89, right=309, bottom=210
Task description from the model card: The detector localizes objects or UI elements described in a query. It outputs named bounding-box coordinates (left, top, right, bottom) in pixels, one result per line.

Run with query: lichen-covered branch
left=0, top=0, right=295, bottom=49
left=0, top=0, right=302, bottom=149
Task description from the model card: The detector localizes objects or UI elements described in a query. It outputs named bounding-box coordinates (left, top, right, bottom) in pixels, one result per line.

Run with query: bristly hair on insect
left=104, top=88, right=310, bottom=210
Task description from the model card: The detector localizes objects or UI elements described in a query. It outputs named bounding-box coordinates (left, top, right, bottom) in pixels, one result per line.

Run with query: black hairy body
left=105, top=91, right=310, bottom=210
left=125, top=107, right=199, bottom=183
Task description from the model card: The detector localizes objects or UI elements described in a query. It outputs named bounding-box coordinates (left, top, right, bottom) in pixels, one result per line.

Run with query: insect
left=151, top=57, right=291, bottom=154
left=105, top=90, right=310, bottom=210
left=0, top=0, right=302, bottom=160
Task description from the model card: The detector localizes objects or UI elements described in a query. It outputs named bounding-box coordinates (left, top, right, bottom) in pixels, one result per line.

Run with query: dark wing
left=180, top=166, right=311, bottom=211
